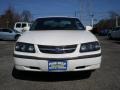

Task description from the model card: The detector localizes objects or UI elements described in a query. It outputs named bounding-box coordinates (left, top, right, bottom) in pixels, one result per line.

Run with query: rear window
left=16, top=23, right=21, bottom=28
left=112, top=27, right=120, bottom=31
left=2, top=29, right=12, bottom=32
left=0, top=29, right=3, bottom=32
left=115, top=27, right=120, bottom=31
left=22, top=23, right=27, bottom=27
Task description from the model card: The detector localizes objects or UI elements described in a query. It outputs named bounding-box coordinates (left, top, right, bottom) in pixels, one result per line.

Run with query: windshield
left=111, top=27, right=120, bottom=31
left=30, top=17, right=85, bottom=30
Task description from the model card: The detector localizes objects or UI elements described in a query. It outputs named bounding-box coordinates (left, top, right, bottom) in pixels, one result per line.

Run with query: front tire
left=15, top=35, right=20, bottom=41
left=12, top=67, right=23, bottom=78
left=108, top=34, right=112, bottom=40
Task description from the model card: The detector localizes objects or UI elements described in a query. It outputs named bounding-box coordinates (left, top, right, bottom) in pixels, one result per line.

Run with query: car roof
left=36, top=16, right=79, bottom=20
left=0, top=28, right=11, bottom=29
left=15, top=22, right=30, bottom=24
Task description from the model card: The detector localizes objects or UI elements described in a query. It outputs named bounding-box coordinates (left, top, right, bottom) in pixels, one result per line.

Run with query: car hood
left=18, top=30, right=98, bottom=45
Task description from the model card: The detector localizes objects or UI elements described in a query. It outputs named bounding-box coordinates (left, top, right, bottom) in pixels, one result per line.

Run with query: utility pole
left=116, top=15, right=118, bottom=27
left=90, top=14, right=94, bottom=27
left=79, top=0, right=83, bottom=19
left=75, top=11, right=77, bottom=17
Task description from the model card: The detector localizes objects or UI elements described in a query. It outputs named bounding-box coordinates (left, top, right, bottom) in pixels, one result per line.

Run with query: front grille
left=38, top=44, right=77, bottom=54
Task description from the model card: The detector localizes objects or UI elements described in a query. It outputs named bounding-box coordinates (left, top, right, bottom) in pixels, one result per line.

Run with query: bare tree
left=108, top=11, right=119, bottom=19
left=21, top=10, right=32, bottom=22
left=95, top=11, right=120, bottom=30
left=0, top=6, right=33, bottom=28
left=109, top=11, right=120, bottom=27
left=0, top=6, right=21, bottom=28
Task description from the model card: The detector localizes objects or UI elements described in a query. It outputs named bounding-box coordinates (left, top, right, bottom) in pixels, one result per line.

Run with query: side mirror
left=86, top=26, right=93, bottom=31
left=23, top=27, right=29, bottom=32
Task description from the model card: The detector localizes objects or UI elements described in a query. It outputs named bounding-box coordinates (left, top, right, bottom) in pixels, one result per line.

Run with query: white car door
left=111, top=29, right=118, bottom=38
left=112, top=27, right=120, bottom=38
left=111, top=31, right=115, bottom=38
left=116, top=29, right=120, bottom=38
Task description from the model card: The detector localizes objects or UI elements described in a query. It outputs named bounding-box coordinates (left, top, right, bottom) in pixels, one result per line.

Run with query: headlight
left=15, top=42, right=35, bottom=53
left=80, top=41, right=100, bottom=52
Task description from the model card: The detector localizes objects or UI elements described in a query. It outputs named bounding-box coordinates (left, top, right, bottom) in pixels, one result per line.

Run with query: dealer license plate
left=48, top=60, right=67, bottom=71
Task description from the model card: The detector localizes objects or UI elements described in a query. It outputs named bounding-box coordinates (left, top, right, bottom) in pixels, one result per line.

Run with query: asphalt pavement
left=0, top=36, right=120, bottom=90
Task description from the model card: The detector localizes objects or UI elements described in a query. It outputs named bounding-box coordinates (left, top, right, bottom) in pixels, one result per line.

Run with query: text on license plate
left=48, top=60, right=67, bottom=71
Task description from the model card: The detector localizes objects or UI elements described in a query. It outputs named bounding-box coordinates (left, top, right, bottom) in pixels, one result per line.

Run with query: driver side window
left=3, top=29, right=12, bottom=33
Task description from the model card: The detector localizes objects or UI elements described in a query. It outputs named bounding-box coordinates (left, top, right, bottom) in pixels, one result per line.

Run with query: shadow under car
left=12, top=68, right=93, bottom=82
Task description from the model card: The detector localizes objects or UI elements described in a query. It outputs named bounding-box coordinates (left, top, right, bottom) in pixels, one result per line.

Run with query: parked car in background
left=14, top=16, right=102, bottom=76
left=98, top=29, right=109, bottom=36
left=108, top=27, right=120, bottom=39
left=0, top=28, right=21, bottom=40
left=14, top=22, right=31, bottom=32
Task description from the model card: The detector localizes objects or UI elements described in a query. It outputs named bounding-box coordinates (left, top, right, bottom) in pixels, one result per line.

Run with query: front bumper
left=14, top=53, right=102, bottom=72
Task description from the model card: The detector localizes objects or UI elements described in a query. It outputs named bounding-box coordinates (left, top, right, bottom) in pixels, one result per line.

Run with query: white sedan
left=13, top=16, right=102, bottom=75
left=108, top=27, right=120, bottom=39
